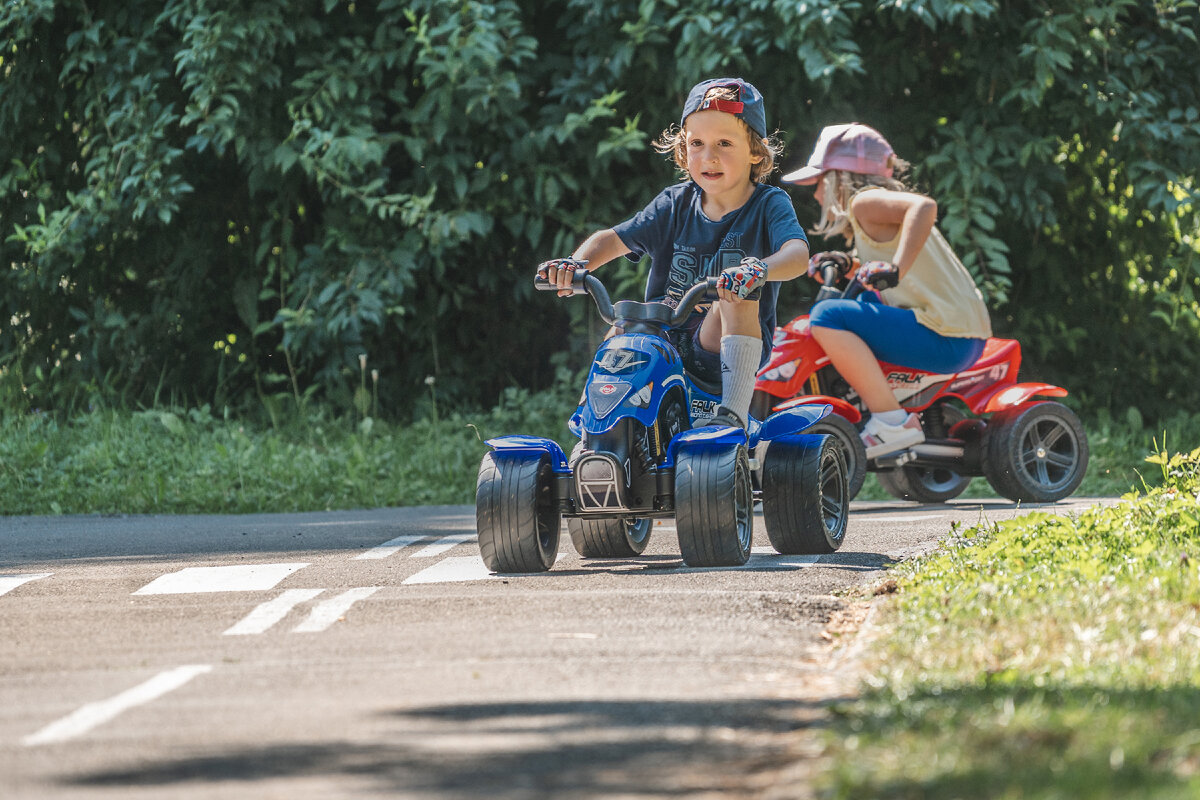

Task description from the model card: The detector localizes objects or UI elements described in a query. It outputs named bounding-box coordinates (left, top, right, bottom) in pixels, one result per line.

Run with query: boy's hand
left=537, top=257, right=588, bottom=297
left=717, top=257, right=767, bottom=301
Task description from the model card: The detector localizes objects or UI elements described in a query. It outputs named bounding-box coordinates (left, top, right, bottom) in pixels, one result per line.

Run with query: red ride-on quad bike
left=750, top=258, right=1089, bottom=504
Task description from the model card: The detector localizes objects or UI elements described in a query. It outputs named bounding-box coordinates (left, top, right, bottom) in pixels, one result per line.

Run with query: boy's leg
left=699, top=300, right=761, bottom=427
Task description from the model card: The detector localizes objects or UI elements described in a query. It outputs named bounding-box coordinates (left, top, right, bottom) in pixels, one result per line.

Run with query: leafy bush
left=2, top=1, right=1197, bottom=425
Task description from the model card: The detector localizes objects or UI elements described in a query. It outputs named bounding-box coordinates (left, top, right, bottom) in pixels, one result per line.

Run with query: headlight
left=760, top=359, right=801, bottom=382
left=629, top=382, right=654, bottom=408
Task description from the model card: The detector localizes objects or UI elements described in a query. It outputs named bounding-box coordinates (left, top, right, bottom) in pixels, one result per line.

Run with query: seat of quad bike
left=613, top=300, right=673, bottom=334
left=684, top=368, right=722, bottom=398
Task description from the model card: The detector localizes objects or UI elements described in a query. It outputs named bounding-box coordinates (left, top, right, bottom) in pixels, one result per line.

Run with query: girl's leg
left=810, top=326, right=900, bottom=413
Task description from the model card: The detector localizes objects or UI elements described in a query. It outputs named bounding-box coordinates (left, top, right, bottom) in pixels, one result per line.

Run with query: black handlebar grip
left=534, top=269, right=590, bottom=295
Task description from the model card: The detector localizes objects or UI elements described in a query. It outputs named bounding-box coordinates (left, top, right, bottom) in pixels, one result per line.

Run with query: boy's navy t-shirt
left=612, top=181, right=807, bottom=365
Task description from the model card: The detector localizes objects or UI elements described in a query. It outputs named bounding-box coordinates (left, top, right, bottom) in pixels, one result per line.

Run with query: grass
left=819, top=448, right=1200, bottom=798
left=0, top=381, right=575, bottom=515
left=1, top=390, right=1196, bottom=515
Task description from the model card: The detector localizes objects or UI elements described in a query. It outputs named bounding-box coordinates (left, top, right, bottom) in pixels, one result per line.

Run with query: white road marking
left=292, top=587, right=381, bottom=633
left=855, top=514, right=945, bottom=523
left=0, top=573, right=52, bottom=597
left=22, top=664, right=212, bottom=746
left=223, top=588, right=325, bottom=636
left=133, top=563, right=308, bottom=595
left=751, top=553, right=821, bottom=568
left=403, top=556, right=496, bottom=585
left=410, top=533, right=475, bottom=558
left=354, top=535, right=424, bottom=560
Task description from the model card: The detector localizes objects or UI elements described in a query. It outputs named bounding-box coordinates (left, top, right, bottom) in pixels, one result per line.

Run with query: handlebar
left=535, top=270, right=720, bottom=331
left=813, top=258, right=899, bottom=302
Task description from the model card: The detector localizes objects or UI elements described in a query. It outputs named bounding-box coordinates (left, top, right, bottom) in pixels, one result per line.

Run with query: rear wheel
left=982, top=402, right=1088, bottom=502
left=476, top=452, right=561, bottom=573
left=675, top=444, right=753, bottom=567
left=567, top=516, right=652, bottom=558
left=876, top=466, right=971, bottom=503
left=762, top=434, right=848, bottom=554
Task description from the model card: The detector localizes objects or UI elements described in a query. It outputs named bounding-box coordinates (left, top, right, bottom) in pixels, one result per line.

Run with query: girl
left=783, top=123, right=992, bottom=458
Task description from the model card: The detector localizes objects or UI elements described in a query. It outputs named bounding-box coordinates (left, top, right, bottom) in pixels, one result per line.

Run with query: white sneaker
left=861, top=413, right=925, bottom=459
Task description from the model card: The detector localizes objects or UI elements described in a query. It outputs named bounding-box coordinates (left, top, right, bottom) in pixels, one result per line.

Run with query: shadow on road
left=64, top=697, right=844, bottom=798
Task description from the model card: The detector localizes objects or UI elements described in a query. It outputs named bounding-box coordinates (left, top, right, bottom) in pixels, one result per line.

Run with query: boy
left=539, top=78, right=809, bottom=428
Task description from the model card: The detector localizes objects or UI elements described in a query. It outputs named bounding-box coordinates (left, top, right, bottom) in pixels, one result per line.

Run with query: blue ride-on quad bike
left=475, top=269, right=850, bottom=574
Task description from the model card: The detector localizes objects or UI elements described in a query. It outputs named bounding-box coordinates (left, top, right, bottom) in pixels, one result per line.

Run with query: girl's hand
left=855, top=260, right=900, bottom=291
left=807, top=251, right=857, bottom=283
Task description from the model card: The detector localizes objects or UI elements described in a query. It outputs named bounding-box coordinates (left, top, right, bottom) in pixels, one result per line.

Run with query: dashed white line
left=133, top=563, right=308, bottom=595
left=0, top=573, right=52, bottom=597
left=223, top=588, right=325, bottom=636
left=22, top=664, right=213, bottom=746
left=292, top=587, right=381, bottom=633
left=403, top=556, right=504, bottom=585
left=354, top=535, right=424, bottom=560
left=410, top=533, right=475, bottom=558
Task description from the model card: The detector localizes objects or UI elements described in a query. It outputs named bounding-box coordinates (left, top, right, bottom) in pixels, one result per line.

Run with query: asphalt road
left=1, top=496, right=1111, bottom=799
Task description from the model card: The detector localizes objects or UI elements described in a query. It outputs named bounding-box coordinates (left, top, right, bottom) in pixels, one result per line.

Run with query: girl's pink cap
left=782, top=123, right=894, bottom=184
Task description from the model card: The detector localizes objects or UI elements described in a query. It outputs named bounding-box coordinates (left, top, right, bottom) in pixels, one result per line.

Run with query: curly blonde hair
left=809, top=157, right=913, bottom=242
left=653, top=85, right=783, bottom=184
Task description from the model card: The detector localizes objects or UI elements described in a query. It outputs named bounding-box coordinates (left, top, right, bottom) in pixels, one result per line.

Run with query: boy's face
left=683, top=109, right=762, bottom=197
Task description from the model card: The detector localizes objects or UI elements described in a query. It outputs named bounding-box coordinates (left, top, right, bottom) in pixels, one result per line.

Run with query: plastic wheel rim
left=735, top=453, right=753, bottom=550
left=820, top=446, right=847, bottom=534
left=1017, top=418, right=1081, bottom=492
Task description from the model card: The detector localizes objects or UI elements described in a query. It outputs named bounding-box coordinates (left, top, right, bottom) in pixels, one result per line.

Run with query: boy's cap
left=681, top=78, right=767, bottom=139
left=782, top=123, right=894, bottom=184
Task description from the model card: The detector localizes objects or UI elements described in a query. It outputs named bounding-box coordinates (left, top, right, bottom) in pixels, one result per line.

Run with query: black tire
left=476, top=452, right=561, bottom=573
left=567, top=516, right=652, bottom=558
left=804, top=414, right=868, bottom=500
left=982, top=401, right=1089, bottom=502
left=674, top=444, right=753, bottom=567
left=762, top=434, right=849, bottom=554
left=876, top=466, right=972, bottom=503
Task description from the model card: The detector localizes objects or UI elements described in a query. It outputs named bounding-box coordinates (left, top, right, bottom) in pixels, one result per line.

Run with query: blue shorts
left=809, top=297, right=985, bottom=374
left=668, top=314, right=723, bottom=385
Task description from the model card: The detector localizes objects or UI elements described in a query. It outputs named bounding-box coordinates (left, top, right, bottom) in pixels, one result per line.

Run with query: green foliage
left=1, top=1, right=1197, bottom=424
left=822, top=447, right=1200, bottom=797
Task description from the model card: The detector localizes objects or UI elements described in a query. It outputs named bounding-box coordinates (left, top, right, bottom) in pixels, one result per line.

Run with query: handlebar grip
left=534, top=269, right=590, bottom=295
left=820, top=263, right=842, bottom=287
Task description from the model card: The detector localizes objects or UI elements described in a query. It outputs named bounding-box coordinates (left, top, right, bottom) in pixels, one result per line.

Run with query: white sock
left=720, top=335, right=761, bottom=423
left=870, top=409, right=908, bottom=428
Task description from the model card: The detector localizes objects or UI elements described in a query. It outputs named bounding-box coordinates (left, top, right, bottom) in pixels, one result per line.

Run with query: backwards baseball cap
left=681, top=78, right=767, bottom=139
left=782, top=123, right=894, bottom=185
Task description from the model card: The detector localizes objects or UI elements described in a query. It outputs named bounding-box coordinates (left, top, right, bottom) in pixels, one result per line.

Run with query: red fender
left=773, top=394, right=862, bottom=424
left=975, top=382, right=1067, bottom=414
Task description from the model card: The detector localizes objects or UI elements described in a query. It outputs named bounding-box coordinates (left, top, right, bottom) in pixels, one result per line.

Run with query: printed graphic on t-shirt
left=667, top=246, right=744, bottom=304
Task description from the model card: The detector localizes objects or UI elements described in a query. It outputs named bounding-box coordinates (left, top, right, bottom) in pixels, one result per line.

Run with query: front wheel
left=982, top=402, right=1089, bottom=502
left=567, top=517, right=652, bottom=558
left=476, top=452, right=561, bottom=573
left=804, top=414, right=867, bottom=500
left=674, top=444, right=753, bottom=567
left=762, top=434, right=848, bottom=554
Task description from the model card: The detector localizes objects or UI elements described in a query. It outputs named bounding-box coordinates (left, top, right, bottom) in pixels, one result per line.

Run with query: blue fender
left=752, top=404, right=832, bottom=446
left=485, top=435, right=571, bottom=473
left=664, top=424, right=748, bottom=467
